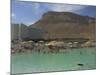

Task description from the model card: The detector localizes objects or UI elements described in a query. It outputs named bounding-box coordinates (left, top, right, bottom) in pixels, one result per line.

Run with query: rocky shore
left=11, top=40, right=95, bottom=54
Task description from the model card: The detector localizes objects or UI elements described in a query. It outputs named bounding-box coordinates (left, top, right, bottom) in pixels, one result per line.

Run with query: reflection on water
left=11, top=47, right=96, bottom=74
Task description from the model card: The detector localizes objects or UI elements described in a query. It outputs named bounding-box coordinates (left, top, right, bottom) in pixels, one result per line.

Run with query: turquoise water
left=11, top=47, right=96, bottom=74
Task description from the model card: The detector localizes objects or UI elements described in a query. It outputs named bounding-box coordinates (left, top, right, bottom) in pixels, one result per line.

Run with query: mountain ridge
left=30, top=11, right=96, bottom=40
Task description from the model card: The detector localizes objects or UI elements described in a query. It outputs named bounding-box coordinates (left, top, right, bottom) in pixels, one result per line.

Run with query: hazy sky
left=12, top=0, right=96, bottom=26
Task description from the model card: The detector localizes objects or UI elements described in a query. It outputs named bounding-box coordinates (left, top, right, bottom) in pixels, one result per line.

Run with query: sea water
left=11, top=47, right=96, bottom=74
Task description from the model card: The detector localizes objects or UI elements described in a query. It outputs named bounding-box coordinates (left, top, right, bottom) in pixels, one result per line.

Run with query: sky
left=11, top=0, right=96, bottom=26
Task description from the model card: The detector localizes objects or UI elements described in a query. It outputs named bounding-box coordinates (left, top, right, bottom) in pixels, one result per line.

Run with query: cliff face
left=30, top=12, right=96, bottom=40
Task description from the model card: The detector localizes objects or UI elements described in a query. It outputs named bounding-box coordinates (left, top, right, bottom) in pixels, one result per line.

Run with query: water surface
left=11, top=47, right=96, bottom=74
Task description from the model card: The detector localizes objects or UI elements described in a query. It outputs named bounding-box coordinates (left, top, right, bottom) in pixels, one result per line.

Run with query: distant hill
left=30, top=11, right=96, bottom=40
left=11, top=24, right=44, bottom=41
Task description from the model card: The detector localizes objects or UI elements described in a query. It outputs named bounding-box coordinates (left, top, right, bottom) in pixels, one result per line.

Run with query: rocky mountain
left=11, top=12, right=96, bottom=41
left=30, top=11, right=96, bottom=40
